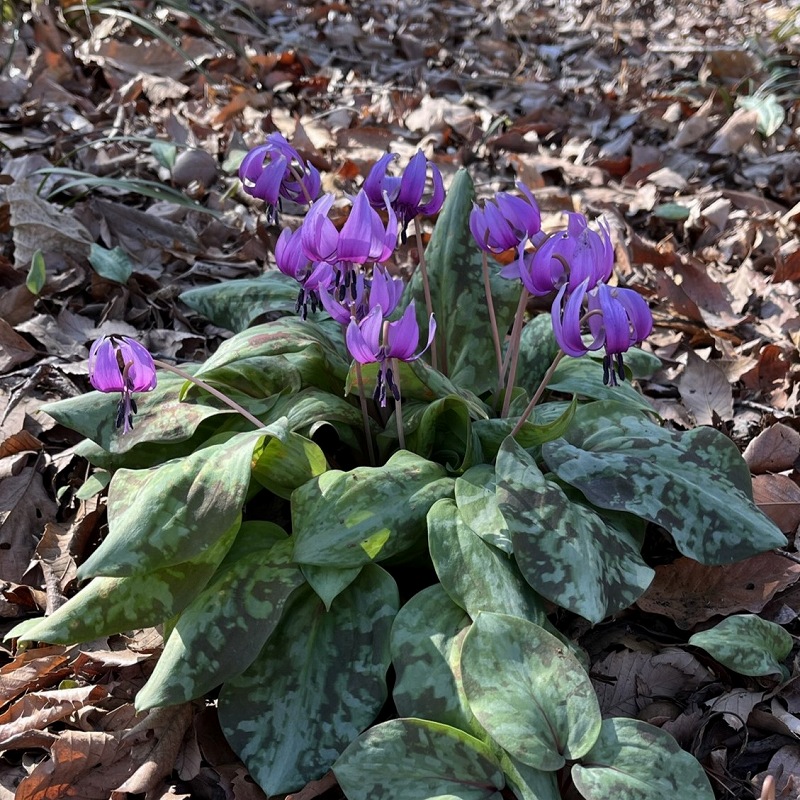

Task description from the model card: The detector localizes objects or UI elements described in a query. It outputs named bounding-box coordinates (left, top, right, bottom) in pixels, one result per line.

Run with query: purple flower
left=88, top=335, right=157, bottom=434
left=301, top=191, right=398, bottom=266
left=239, top=133, right=321, bottom=223
left=275, top=227, right=335, bottom=318
left=363, top=151, right=445, bottom=233
left=470, top=183, right=542, bottom=259
left=346, top=302, right=436, bottom=406
left=319, top=264, right=403, bottom=325
left=520, top=213, right=613, bottom=296
left=551, top=280, right=653, bottom=385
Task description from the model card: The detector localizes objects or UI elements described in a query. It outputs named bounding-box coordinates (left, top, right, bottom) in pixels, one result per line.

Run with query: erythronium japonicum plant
left=9, top=144, right=788, bottom=800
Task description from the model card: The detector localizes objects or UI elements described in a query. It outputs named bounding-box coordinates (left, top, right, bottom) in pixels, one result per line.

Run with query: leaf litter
left=1, top=0, right=799, bottom=797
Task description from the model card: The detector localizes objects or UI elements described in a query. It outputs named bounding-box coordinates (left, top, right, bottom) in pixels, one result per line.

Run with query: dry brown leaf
left=14, top=730, right=127, bottom=800
left=0, top=318, right=36, bottom=373
left=708, top=688, right=765, bottom=731
left=7, top=179, right=93, bottom=269
left=592, top=647, right=710, bottom=717
left=677, top=350, right=733, bottom=425
left=0, top=467, right=58, bottom=583
left=670, top=95, right=717, bottom=148
left=636, top=553, right=800, bottom=628
left=707, top=107, right=759, bottom=155
left=115, top=704, right=194, bottom=794
left=752, top=474, right=800, bottom=535
left=0, top=646, right=71, bottom=706
left=744, top=424, right=800, bottom=474
left=0, top=685, right=108, bottom=749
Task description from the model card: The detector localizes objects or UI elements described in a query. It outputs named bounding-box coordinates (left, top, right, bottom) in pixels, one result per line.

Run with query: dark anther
left=385, top=366, right=400, bottom=401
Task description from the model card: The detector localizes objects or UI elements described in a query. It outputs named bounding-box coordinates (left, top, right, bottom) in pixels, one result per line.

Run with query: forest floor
left=1, top=0, right=800, bottom=798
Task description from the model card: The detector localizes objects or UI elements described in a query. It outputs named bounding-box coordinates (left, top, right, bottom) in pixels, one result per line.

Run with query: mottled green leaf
left=334, top=718, right=505, bottom=800
left=391, top=584, right=475, bottom=734
left=346, top=358, right=490, bottom=423
left=428, top=498, right=547, bottom=625
left=737, top=93, right=785, bottom=137
left=136, top=535, right=304, bottom=709
left=42, top=370, right=236, bottom=455
left=514, top=313, right=559, bottom=396
left=653, top=203, right=690, bottom=221
left=474, top=395, right=578, bottom=459
left=89, top=244, right=133, bottom=284
left=571, top=718, right=714, bottom=799
left=407, top=168, right=520, bottom=393
left=542, top=401, right=787, bottom=564
left=194, top=317, right=349, bottom=394
left=500, top=754, right=561, bottom=800
left=9, top=520, right=239, bottom=645
left=302, top=564, right=362, bottom=610
left=547, top=357, right=654, bottom=413
left=496, top=438, right=654, bottom=623
left=251, top=417, right=327, bottom=498
left=180, top=271, right=302, bottom=332
left=26, top=249, right=46, bottom=294
left=79, top=430, right=263, bottom=578
left=406, top=395, right=482, bottom=474
left=689, top=614, right=792, bottom=679
left=461, top=613, right=601, bottom=771
left=291, top=450, right=453, bottom=567
left=455, top=464, right=512, bottom=553
left=262, top=387, right=367, bottom=433
left=219, top=566, right=398, bottom=796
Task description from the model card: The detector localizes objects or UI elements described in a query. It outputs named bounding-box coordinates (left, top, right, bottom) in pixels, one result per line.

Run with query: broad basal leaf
left=406, top=168, right=519, bottom=392
left=136, top=535, right=305, bottom=710
left=689, top=614, right=792, bottom=679
left=219, top=565, right=398, bottom=796
left=546, top=357, right=654, bottom=413
left=78, top=430, right=263, bottom=578
left=496, top=437, right=654, bottom=623
left=250, top=417, right=328, bottom=498
left=180, top=271, right=302, bottom=332
left=41, top=370, right=236, bottom=455
left=542, top=401, right=786, bottom=564
left=334, top=718, right=505, bottom=800
left=428, top=498, right=546, bottom=626
left=391, top=584, right=475, bottom=734
left=406, top=395, right=482, bottom=473
left=8, top=520, right=239, bottom=645
left=455, top=464, right=512, bottom=553
left=571, top=718, right=714, bottom=799
left=461, top=613, right=601, bottom=771
left=291, top=450, right=453, bottom=567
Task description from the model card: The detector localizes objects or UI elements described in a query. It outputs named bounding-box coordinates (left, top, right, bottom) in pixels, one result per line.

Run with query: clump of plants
left=8, top=137, right=787, bottom=799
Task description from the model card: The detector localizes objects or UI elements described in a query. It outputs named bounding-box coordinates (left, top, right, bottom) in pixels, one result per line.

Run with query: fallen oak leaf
left=115, top=703, right=194, bottom=794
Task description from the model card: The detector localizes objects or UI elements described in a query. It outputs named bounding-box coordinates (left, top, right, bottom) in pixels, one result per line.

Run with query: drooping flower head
left=363, top=151, right=445, bottom=234
left=520, top=212, right=613, bottom=296
left=274, top=227, right=335, bottom=319
left=239, top=133, right=321, bottom=223
left=470, top=182, right=542, bottom=262
left=301, top=191, right=398, bottom=267
left=346, top=302, right=436, bottom=406
left=88, top=335, right=157, bottom=434
left=551, top=280, right=653, bottom=385
left=319, top=264, right=403, bottom=326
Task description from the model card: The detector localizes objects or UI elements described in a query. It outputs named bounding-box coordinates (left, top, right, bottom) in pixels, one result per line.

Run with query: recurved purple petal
left=551, top=282, right=591, bottom=358
left=301, top=194, right=339, bottom=262
left=369, top=265, right=403, bottom=316
left=88, top=338, right=124, bottom=392
left=118, top=338, right=157, bottom=391
left=346, top=305, right=383, bottom=363
left=615, top=286, right=653, bottom=343
left=364, top=153, right=400, bottom=206
left=385, top=301, right=420, bottom=361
